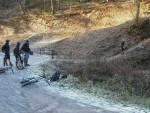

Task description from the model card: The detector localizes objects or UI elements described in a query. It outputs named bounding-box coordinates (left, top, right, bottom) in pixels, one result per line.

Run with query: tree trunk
left=2, top=0, right=4, bottom=7
left=135, top=0, right=140, bottom=25
left=39, top=0, right=44, bottom=9
left=43, top=0, right=46, bottom=10
left=57, top=0, right=60, bottom=10
left=50, top=0, right=54, bottom=14
left=1, top=0, right=8, bottom=7
left=16, top=0, right=26, bottom=14
left=23, top=0, right=29, bottom=12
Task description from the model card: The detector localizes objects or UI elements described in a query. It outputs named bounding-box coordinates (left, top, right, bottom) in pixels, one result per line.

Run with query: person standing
left=21, top=40, right=31, bottom=66
left=121, top=39, right=125, bottom=54
left=1, top=40, right=13, bottom=66
left=13, top=42, right=24, bottom=68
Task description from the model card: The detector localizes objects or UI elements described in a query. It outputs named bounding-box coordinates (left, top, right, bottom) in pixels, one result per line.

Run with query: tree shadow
left=48, top=19, right=136, bottom=59
left=0, top=15, right=31, bottom=34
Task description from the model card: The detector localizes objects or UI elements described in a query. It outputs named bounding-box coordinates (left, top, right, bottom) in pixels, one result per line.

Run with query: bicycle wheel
left=16, top=57, right=23, bottom=70
left=21, top=79, right=38, bottom=87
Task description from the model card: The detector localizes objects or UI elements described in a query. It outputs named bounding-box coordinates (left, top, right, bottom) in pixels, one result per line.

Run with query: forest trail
left=0, top=53, right=149, bottom=113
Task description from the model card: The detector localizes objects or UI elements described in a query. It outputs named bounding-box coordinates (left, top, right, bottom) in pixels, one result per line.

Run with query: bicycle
left=20, top=69, right=50, bottom=87
left=20, top=70, right=67, bottom=87
left=0, top=66, right=14, bottom=74
left=16, top=53, right=24, bottom=70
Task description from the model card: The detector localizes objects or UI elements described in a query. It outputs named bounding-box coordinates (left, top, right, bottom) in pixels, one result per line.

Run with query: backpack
left=50, top=71, right=60, bottom=81
left=1, top=45, right=5, bottom=53
left=61, top=74, right=67, bottom=79
left=13, top=47, right=17, bottom=55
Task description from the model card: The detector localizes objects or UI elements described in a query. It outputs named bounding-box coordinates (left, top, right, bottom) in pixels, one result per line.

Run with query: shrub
left=47, top=59, right=150, bottom=97
left=107, top=64, right=150, bottom=97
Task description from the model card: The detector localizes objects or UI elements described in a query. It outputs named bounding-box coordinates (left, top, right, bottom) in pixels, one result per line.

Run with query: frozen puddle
left=0, top=53, right=149, bottom=113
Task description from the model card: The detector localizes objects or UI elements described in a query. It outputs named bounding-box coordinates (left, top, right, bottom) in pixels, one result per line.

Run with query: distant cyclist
left=1, top=40, right=13, bottom=66
left=13, top=42, right=24, bottom=68
left=21, top=40, right=31, bottom=67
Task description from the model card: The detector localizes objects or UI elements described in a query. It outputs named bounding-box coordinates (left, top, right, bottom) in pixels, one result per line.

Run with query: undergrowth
left=46, top=60, right=150, bottom=109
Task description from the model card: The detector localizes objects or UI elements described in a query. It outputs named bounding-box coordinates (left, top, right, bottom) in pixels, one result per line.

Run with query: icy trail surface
left=0, top=53, right=149, bottom=113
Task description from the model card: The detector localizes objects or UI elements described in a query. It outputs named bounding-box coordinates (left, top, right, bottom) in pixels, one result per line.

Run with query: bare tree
left=1, top=0, right=4, bottom=7
left=50, top=0, right=54, bottom=14
left=135, top=0, right=140, bottom=25
left=16, top=0, right=26, bottom=14
left=57, top=0, right=60, bottom=11
left=1, top=0, right=8, bottom=7
left=39, top=0, right=45, bottom=9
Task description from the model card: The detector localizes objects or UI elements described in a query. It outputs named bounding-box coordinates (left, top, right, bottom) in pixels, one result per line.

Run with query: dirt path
left=0, top=53, right=149, bottom=113
left=0, top=53, right=115, bottom=113
left=107, top=39, right=149, bottom=61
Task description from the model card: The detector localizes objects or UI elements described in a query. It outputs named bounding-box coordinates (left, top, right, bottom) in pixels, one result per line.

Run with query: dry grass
left=107, top=65, right=150, bottom=97
left=51, top=59, right=150, bottom=97
left=0, top=1, right=149, bottom=53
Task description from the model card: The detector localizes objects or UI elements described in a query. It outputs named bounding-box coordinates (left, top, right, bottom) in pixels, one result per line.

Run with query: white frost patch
left=42, top=84, right=150, bottom=113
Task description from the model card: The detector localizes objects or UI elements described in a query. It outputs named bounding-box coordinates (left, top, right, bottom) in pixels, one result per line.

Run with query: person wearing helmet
left=13, top=42, right=24, bottom=68
left=21, top=40, right=31, bottom=66
left=1, top=40, right=13, bottom=66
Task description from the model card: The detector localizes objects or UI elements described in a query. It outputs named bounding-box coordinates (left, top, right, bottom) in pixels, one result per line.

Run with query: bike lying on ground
left=0, top=66, right=14, bottom=74
left=20, top=69, right=50, bottom=87
left=20, top=70, right=67, bottom=87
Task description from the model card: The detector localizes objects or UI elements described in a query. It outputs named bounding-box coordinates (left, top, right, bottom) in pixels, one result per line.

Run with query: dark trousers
left=4, top=53, right=10, bottom=59
left=121, top=47, right=124, bottom=52
left=3, top=53, right=11, bottom=66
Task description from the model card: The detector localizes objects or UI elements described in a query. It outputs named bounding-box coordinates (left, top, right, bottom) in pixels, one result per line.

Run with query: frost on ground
left=0, top=53, right=149, bottom=113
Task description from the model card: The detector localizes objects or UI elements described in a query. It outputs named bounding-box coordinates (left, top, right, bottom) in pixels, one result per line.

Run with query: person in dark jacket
left=1, top=40, right=13, bottom=66
left=13, top=42, right=24, bottom=68
left=21, top=40, right=31, bottom=66
left=120, top=39, right=125, bottom=54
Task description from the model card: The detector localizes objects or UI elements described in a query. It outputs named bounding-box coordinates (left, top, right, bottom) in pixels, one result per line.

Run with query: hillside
left=0, top=1, right=149, bottom=70
left=0, top=1, right=149, bottom=59
left=0, top=0, right=150, bottom=109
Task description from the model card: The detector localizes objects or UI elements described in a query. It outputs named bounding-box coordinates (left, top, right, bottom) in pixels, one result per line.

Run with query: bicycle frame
left=20, top=69, right=50, bottom=87
left=16, top=53, right=24, bottom=70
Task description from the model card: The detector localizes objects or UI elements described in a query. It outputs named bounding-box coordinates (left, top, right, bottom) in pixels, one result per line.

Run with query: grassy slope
left=0, top=1, right=150, bottom=65
left=47, top=1, right=149, bottom=60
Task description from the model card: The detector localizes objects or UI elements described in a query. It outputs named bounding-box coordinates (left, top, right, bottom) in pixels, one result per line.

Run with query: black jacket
left=121, top=41, right=125, bottom=48
left=2, top=43, right=10, bottom=54
left=21, top=43, right=30, bottom=52
left=13, top=45, right=20, bottom=55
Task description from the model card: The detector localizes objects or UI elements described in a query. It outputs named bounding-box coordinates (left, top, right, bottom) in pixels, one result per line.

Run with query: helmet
left=26, top=40, right=29, bottom=42
left=6, top=40, right=9, bottom=43
left=17, top=42, right=21, bottom=46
